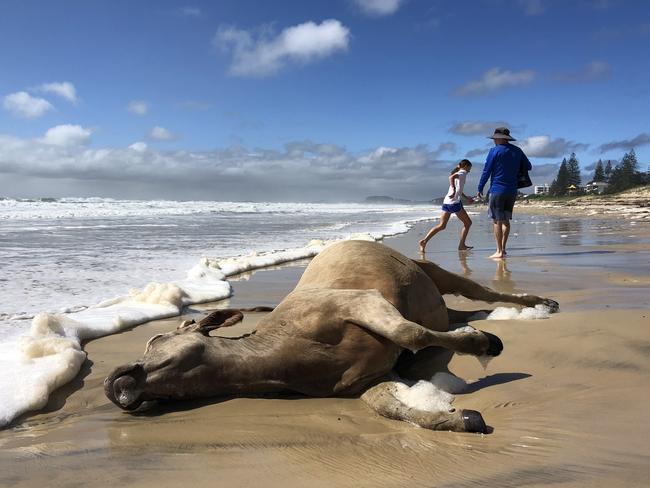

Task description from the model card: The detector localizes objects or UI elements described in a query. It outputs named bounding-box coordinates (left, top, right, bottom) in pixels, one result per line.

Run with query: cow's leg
left=414, top=260, right=559, bottom=311
left=447, top=308, right=491, bottom=324
left=395, top=309, right=490, bottom=380
left=335, top=289, right=503, bottom=357
left=361, top=381, right=487, bottom=434
left=395, top=347, right=454, bottom=381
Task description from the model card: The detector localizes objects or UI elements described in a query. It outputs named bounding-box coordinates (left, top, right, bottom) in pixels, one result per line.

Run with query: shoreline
left=1, top=206, right=649, bottom=487
left=517, top=185, right=650, bottom=220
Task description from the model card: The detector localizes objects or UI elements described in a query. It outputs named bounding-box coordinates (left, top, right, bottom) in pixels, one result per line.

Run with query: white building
left=585, top=181, right=608, bottom=194
left=534, top=184, right=550, bottom=195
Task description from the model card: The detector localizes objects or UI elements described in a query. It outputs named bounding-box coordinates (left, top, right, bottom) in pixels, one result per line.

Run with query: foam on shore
left=393, top=372, right=468, bottom=414
left=487, top=304, right=552, bottom=320
left=0, top=234, right=377, bottom=428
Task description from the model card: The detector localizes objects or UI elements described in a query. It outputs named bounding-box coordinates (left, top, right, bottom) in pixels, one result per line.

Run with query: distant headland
left=364, top=195, right=437, bottom=205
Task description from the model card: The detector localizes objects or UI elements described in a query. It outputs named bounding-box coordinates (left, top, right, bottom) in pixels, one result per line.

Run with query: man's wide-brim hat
left=488, top=127, right=516, bottom=141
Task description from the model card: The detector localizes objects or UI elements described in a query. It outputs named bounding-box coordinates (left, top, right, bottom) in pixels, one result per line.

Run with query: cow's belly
left=273, top=323, right=400, bottom=397
left=296, top=241, right=449, bottom=332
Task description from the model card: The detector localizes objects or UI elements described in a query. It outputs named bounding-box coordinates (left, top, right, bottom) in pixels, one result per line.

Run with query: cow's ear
left=177, top=319, right=196, bottom=331
left=178, top=310, right=245, bottom=336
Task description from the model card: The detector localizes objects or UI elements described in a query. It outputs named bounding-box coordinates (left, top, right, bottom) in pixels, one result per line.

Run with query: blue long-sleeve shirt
left=477, top=143, right=532, bottom=195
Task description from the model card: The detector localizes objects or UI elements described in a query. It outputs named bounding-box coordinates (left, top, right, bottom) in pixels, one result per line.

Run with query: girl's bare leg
left=419, top=212, right=451, bottom=252
left=456, top=209, right=473, bottom=250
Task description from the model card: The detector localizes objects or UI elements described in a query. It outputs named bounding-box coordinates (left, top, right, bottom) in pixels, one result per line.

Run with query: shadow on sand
left=463, top=372, right=531, bottom=394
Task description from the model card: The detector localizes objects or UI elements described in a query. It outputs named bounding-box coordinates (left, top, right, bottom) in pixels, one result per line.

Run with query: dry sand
left=1, top=209, right=649, bottom=487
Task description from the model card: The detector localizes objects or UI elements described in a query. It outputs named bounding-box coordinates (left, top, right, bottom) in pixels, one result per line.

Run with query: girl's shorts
left=441, top=201, right=463, bottom=213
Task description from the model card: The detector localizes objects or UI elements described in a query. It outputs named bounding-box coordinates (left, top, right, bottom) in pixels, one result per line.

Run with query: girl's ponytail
left=450, top=159, right=472, bottom=175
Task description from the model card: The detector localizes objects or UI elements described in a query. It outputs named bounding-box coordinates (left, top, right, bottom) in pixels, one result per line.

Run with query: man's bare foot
left=458, top=245, right=473, bottom=251
left=419, top=239, right=427, bottom=253
left=489, top=251, right=505, bottom=259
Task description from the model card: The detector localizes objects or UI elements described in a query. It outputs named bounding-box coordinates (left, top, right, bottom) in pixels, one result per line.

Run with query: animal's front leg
left=361, top=381, right=488, bottom=434
left=414, top=260, right=559, bottom=311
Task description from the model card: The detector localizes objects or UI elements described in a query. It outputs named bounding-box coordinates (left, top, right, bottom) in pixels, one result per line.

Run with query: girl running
left=419, top=159, right=474, bottom=252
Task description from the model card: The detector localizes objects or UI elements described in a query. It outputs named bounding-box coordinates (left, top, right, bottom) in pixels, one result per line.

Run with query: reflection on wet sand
left=552, top=219, right=584, bottom=246
left=457, top=250, right=472, bottom=277
left=491, top=258, right=515, bottom=294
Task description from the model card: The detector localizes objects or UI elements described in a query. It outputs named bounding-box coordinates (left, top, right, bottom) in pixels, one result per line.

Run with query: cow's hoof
left=544, top=299, right=560, bottom=313
left=461, top=409, right=488, bottom=434
left=483, top=331, right=503, bottom=357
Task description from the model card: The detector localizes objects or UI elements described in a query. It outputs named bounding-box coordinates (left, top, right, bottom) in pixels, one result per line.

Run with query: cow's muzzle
left=104, top=362, right=146, bottom=411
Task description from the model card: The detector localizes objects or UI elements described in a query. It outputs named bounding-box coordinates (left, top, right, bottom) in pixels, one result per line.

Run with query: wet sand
left=1, top=209, right=649, bottom=487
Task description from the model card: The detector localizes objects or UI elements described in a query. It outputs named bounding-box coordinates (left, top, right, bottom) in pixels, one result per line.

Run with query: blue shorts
left=488, top=193, right=516, bottom=221
left=441, top=201, right=463, bottom=214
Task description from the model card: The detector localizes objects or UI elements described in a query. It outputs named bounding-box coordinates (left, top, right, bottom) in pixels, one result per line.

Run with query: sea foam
left=487, top=304, right=551, bottom=320
left=393, top=372, right=468, bottom=414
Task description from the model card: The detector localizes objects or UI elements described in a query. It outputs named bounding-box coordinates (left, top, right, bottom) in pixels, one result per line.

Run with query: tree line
left=548, top=149, right=649, bottom=196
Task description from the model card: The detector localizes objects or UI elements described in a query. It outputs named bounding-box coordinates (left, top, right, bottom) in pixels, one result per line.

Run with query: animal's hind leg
left=397, top=310, right=489, bottom=381
left=447, top=308, right=490, bottom=324
left=335, top=289, right=503, bottom=357
left=414, top=260, right=559, bottom=311
left=395, top=347, right=454, bottom=381
left=361, top=381, right=488, bottom=434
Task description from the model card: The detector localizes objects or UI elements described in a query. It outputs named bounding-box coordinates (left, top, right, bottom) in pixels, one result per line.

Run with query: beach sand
left=1, top=210, right=649, bottom=487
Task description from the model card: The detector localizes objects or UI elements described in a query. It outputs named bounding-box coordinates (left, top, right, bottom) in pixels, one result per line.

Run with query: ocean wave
left=0, top=198, right=430, bottom=221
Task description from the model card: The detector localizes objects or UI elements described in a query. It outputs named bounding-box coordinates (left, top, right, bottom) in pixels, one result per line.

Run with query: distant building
left=585, top=181, right=608, bottom=194
left=534, top=184, right=550, bottom=195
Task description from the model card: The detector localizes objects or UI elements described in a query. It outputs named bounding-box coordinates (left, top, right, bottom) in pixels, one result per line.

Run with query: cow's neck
left=208, top=333, right=289, bottom=395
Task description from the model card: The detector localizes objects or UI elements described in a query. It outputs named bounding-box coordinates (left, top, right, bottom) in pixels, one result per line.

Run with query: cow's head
left=104, top=310, right=243, bottom=411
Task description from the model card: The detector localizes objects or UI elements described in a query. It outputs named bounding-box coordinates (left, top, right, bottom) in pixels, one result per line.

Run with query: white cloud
left=599, top=132, right=650, bottom=153
left=450, top=121, right=512, bottom=136
left=353, top=0, right=405, bottom=16
left=38, top=82, right=78, bottom=103
left=516, top=135, right=588, bottom=158
left=553, top=61, right=610, bottom=82
left=454, top=68, right=535, bottom=96
left=465, top=147, right=490, bottom=158
left=147, top=126, right=179, bottom=141
left=0, top=136, right=466, bottom=201
left=529, top=162, right=567, bottom=186
left=128, top=100, right=149, bottom=115
left=128, top=142, right=148, bottom=152
left=2, top=91, right=54, bottom=119
left=214, top=19, right=350, bottom=77
left=518, top=0, right=544, bottom=16
left=41, top=124, right=92, bottom=147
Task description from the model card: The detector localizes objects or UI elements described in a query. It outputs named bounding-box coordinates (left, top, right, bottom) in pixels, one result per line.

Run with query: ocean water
left=0, top=197, right=436, bottom=427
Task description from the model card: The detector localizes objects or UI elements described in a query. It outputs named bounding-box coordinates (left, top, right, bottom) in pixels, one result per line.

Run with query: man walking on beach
left=477, top=127, right=531, bottom=259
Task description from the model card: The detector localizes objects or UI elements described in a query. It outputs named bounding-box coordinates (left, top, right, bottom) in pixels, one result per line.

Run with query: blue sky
left=0, top=0, right=648, bottom=201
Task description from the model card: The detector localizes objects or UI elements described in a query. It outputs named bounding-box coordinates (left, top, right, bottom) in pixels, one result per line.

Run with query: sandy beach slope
left=1, top=209, right=649, bottom=487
